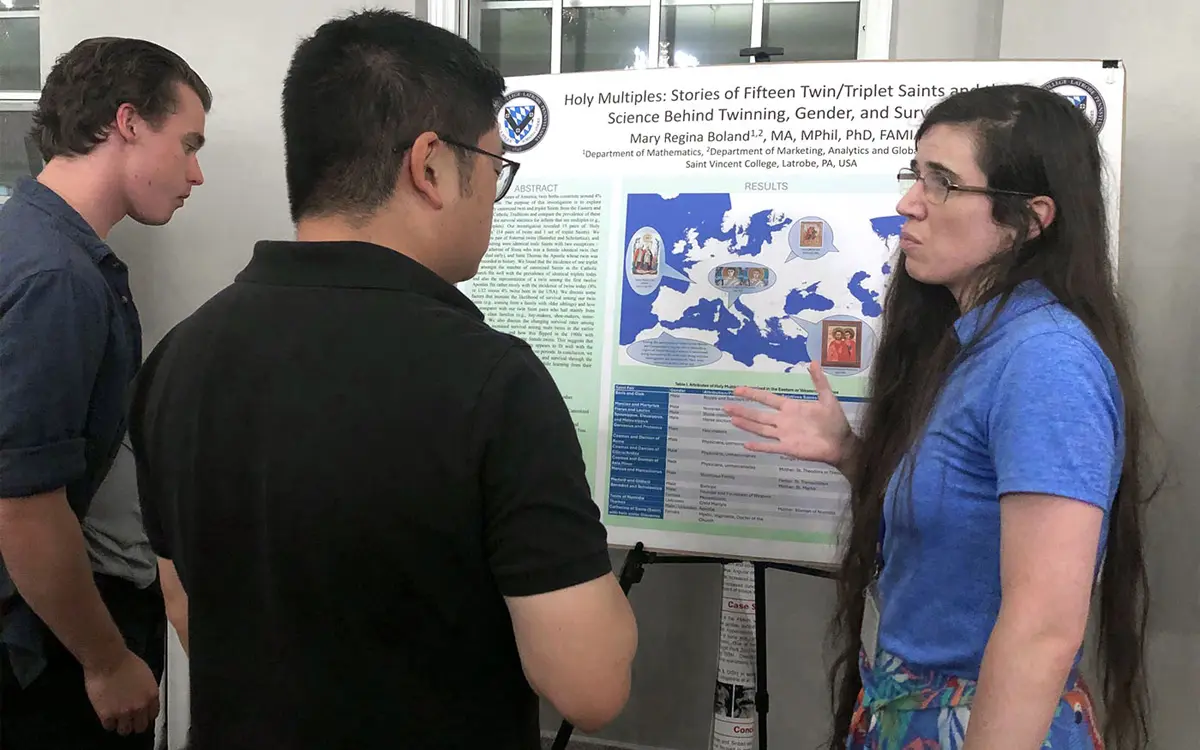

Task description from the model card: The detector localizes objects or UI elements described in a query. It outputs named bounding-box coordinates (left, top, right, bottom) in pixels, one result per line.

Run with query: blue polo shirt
left=0, top=177, right=143, bottom=685
left=876, top=280, right=1124, bottom=678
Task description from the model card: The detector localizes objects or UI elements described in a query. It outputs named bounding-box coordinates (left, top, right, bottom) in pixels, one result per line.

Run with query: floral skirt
left=847, top=649, right=1103, bottom=750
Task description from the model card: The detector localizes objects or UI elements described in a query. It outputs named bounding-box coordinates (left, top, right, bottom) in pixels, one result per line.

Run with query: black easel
left=550, top=543, right=836, bottom=750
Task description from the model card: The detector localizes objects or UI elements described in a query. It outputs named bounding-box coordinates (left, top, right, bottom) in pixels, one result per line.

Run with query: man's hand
left=83, top=649, right=161, bottom=735
left=0, top=489, right=160, bottom=733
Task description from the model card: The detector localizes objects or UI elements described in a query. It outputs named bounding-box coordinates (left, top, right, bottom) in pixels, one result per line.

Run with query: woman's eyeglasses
left=897, top=167, right=1036, bottom=205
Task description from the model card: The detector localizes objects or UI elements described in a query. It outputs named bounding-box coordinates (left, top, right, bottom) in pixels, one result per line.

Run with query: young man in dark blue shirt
left=0, top=37, right=209, bottom=749
left=129, top=10, right=637, bottom=750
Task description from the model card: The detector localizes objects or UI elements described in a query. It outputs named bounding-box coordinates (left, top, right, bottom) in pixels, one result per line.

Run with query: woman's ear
left=1027, top=195, right=1056, bottom=239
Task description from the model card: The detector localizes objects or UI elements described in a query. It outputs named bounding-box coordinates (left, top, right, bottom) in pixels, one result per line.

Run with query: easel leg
left=550, top=720, right=574, bottom=750
left=551, top=543, right=649, bottom=750
left=754, top=561, right=769, bottom=750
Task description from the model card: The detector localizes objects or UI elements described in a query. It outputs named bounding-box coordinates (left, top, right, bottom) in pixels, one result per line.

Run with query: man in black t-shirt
left=127, top=10, right=638, bottom=750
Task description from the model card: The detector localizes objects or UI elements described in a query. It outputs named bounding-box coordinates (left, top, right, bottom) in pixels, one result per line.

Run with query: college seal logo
left=1042, top=77, right=1107, bottom=132
left=498, top=90, right=549, bottom=152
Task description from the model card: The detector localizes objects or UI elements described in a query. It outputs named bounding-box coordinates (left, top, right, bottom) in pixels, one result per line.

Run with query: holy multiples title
left=562, top=82, right=976, bottom=127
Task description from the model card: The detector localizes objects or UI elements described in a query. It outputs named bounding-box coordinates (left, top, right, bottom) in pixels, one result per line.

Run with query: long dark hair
left=827, top=84, right=1159, bottom=749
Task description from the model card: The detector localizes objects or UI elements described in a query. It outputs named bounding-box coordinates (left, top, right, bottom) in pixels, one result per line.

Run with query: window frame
left=0, top=6, right=41, bottom=96
left=0, top=3, right=41, bottom=206
left=0, top=8, right=39, bottom=20
left=0, top=99, right=36, bottom=206
left=434, top=0, right=893, bottom=73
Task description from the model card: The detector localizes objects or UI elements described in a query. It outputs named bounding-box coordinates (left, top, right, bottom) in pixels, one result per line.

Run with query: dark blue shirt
left=875, top=281, right=1123, bottom=680
left=0, top=177, right=142, bottom=685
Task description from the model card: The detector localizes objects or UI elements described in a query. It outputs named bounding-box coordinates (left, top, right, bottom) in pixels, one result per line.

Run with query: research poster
left=462, top=59, right=1125, bottom=565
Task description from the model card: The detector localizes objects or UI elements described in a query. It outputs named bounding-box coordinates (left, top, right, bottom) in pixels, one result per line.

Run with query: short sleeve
left=0, top=271, right=107, bottom=498
left=478, top=344, right=612, bottom=597
left=988, top=332, right=1123, bottom=511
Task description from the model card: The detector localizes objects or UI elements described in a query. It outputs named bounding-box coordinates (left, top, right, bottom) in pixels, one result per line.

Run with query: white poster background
left=462, top=59, right=1125, bottom=565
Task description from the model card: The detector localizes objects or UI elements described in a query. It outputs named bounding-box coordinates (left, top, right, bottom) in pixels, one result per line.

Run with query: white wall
left=892, top=0, right=1004, bottom=60
left=39, top=1, right=1197, bottom=748
left=41, top=0, right=407, bottom=344
left=1000, top=2, right=1200, bottom=746
left=39, top=2, right=419, bottom=748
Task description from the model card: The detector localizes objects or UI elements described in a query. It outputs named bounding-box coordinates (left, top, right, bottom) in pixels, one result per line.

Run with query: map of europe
left=619, top=193, right=905, bottom=373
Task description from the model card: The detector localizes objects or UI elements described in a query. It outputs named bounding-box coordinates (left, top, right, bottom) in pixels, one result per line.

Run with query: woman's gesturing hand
left=723, top=361, right=855, bottom=469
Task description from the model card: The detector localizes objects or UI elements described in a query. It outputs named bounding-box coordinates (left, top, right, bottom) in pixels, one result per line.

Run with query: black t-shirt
left=128, top=241, right=613, bottom=750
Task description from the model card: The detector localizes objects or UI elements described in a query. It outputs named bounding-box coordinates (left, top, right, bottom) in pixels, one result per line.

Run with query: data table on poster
left=607, top=385, right=860, bottom=530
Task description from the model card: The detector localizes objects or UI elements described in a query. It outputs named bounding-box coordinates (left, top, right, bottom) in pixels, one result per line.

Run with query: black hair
left=828, top=84, right=1160, bottom=750
left=32, top=37, right=211, bottom=160
left=281, top=8, right=506, bottom=223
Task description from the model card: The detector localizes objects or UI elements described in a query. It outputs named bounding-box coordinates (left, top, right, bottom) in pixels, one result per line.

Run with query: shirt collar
left=235, top=240, right=484, bottom=320
left=11, top=177, right=114, bottom=266
left=953, top=279, right=1057, bottom=343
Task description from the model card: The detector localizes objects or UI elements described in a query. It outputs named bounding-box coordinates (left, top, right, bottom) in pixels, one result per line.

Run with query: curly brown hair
left=31, top=37, right=211, bottom=161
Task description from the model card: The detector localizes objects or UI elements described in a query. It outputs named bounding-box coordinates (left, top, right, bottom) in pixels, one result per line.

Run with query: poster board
left=460, top=59, right=1125, bottom=566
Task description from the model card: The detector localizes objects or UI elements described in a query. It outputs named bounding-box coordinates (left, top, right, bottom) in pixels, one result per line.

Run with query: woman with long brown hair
left=726, top=84, right=1156, bottom=749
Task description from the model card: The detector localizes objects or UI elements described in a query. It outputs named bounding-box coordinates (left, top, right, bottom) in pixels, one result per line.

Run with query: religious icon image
left=714, top=265, right=772, bottom=289
left=798, top=220, right=824, bottom=248
left=715, top=266, right=739, bottom=287
left=820, top=320, right=862, bottom=369
left=631, top=231, right=660, bottom=275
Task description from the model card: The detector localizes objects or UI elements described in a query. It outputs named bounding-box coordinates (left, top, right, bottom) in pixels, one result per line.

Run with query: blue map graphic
left=871, top=214, right=905, bottom=246
left=853, top=214, right=905, bottom=316
left=620, top=193, right=903, bottom=371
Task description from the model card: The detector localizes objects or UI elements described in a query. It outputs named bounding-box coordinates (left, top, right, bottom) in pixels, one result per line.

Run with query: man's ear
left=405, top=131, right=446, bottom=210
left=1027, top=195, right=1056, bottom=239
left=112, top=102, right=141, bottom=143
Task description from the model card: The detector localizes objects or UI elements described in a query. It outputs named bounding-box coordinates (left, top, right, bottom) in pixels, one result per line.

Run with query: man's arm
left=0, top=270, right=159, bottom=734
left=479, top=345, right=638, bottom=732
left=158, top=557, right=189, bottom=655
left=506, top=574, right=637, bottom=732
left=0, top=490, right=161, bottom=735
left=0, top=489, right=131, bottom=671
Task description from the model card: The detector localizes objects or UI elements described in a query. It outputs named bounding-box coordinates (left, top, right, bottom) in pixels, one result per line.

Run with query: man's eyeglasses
left=438, top=137, right=521, bottom=203
left=897, top=167, right=1036, bottom=205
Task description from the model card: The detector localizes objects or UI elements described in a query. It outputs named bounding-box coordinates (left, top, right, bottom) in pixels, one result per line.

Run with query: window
left=0, top=0, right=41, bottom=203
left=440, top=0, right=891, bottom=77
